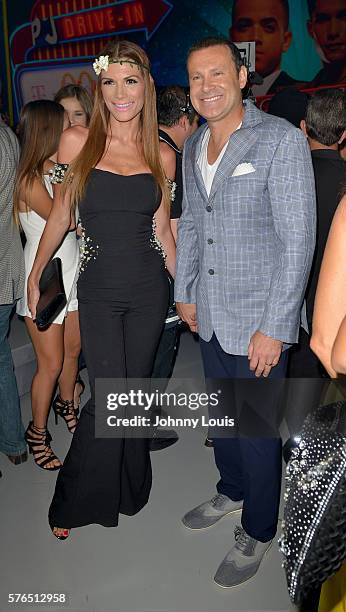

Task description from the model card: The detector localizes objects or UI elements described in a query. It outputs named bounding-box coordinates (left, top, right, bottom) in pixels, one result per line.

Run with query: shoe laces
left=210, top=493, right=226, bottom=508
left=55, top=396, right=76, bottom=416
left=234, top=526, right=253, bottom=554
left=28, top=422, right=52, bottom=445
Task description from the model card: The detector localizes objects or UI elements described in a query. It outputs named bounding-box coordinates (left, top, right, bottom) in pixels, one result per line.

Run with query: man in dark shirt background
left=150, top=86, right=198, bottom=450
left=155, top=86, right=199, bottom=368
left=283, top=93, right=345, bottom=556
left=157, top=85, right=199, bottom=242
left=289, top=88, right=346, bottom=377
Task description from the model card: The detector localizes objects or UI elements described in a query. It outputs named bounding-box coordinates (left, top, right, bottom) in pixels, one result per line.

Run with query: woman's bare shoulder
left=58, top=126, right=89, bottom=163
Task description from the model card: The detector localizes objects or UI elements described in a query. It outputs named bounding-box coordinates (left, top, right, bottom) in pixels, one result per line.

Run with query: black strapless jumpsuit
left=49, top=169, right=168, bottom=528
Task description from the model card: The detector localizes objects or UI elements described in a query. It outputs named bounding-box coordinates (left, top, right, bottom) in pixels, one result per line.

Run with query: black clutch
left=279, top=401, right=346, bottom=605
left=36, top=258, right=67, bottom=329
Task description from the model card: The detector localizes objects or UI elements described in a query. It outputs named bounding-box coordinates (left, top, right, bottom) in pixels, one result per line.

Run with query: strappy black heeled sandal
left=24, top=422, right=62, bottom=471
left=52, top=395, right=79, bottom=433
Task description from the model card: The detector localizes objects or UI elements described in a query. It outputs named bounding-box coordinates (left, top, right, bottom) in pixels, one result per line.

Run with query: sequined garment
left=75, top=169, right=166, bottom=301
left=47, top=168, right=169, bottom=532
left=49, top=162, right=69, bottom=184
left=147, top=177, right=175, bottom=264
left=279, top=402, right=346, bottom=605
left=79, top=224, right=99, bottom=273
left=49, top=163, right=99, bottom=275
left=166, top=178, right=177, bottom=202
left=150, top=217, right=166, bottom=264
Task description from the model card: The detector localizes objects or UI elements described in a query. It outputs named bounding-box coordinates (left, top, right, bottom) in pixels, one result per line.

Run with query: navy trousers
left=199, top=333, right=288, bottom=543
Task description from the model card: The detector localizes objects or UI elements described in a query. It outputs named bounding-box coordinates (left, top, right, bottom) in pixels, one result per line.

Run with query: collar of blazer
left=189, top=100, right=263, bottom=202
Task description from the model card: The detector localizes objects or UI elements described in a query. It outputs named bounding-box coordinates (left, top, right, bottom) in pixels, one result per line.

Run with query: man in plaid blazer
left=175, top=38, right=316, bottom=587
left=0, top=117, right=27, bottom=468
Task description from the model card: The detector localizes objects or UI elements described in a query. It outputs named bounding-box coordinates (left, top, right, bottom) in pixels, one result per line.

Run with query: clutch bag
left=36, top=257, right=67, bottom=329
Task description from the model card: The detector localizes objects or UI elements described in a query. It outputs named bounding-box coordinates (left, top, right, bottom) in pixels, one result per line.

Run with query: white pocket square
left=231, top=162, right=256, bottom=177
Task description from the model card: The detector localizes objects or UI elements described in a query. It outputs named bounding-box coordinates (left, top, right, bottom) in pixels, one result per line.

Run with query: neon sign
left=9, top=0, right=173, bottom=119
left=11, top=0, right=172, bottom=64
left=56, top=2, right=146, bottom=41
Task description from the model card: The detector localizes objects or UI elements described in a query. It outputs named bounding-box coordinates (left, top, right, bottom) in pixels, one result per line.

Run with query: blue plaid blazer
left=174, top=100, right=316, bottom=356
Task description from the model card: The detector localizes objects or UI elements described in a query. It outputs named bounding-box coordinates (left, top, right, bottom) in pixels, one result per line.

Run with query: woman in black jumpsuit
left=27, top=41, right=176, bottom=537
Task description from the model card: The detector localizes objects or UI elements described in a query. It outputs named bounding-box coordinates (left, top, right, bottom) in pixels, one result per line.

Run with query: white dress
left=16, top=175, right=79, bottom=324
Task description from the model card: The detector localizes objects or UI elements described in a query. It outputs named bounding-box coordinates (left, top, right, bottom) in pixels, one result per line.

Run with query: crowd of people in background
left=0, top=32, right=345, bottom=612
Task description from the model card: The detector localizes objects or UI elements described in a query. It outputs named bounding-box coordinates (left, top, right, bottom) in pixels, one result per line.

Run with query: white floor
left=0, top=330, right=295, bottom=612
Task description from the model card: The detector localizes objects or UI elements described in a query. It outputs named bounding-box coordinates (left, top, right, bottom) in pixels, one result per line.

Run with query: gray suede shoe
left=182, top=494, right=243, bottom=530
left=214, top=525, right=272, bottom=588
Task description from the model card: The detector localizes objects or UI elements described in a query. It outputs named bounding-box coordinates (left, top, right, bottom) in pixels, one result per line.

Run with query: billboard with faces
left=1, top=0, right=345, bottom=122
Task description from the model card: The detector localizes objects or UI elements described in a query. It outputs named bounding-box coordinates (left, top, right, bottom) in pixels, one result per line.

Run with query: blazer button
left=206, top=205, right=212, bottom=212
left=208, top=269, right=214, bottom=275
left=207, top=238, right=213, bottom=244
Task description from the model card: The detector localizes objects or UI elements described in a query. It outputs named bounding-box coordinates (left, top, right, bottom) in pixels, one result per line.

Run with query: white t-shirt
left=198, top=123, right=242, bottom=196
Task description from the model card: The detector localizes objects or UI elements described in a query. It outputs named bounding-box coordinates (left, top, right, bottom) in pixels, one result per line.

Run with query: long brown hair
left=13, top=100, right=64, bottom=224
left=63, top=40, right=169, bottom=212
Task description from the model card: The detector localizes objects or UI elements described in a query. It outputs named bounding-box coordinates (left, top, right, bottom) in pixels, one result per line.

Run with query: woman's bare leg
left=24, top=317, right=64, bottom=469
left=58, top=311, right=81, bottom=401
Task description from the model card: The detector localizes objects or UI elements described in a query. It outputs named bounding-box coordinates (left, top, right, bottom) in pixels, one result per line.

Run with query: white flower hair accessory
left=92, top=54, right=150, bottom=76
left=93, top=55, right=109, bottom=75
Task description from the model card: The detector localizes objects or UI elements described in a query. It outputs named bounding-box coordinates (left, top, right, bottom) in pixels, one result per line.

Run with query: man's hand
left=248, top=331, right=283, bottom=377
left=176, top=302, right=198, bottom=333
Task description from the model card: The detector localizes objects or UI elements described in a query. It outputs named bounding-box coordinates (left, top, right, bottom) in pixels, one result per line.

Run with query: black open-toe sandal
left=24, top=422, right=61, bottom=470
left=52, top=395, right=79, bottom=433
